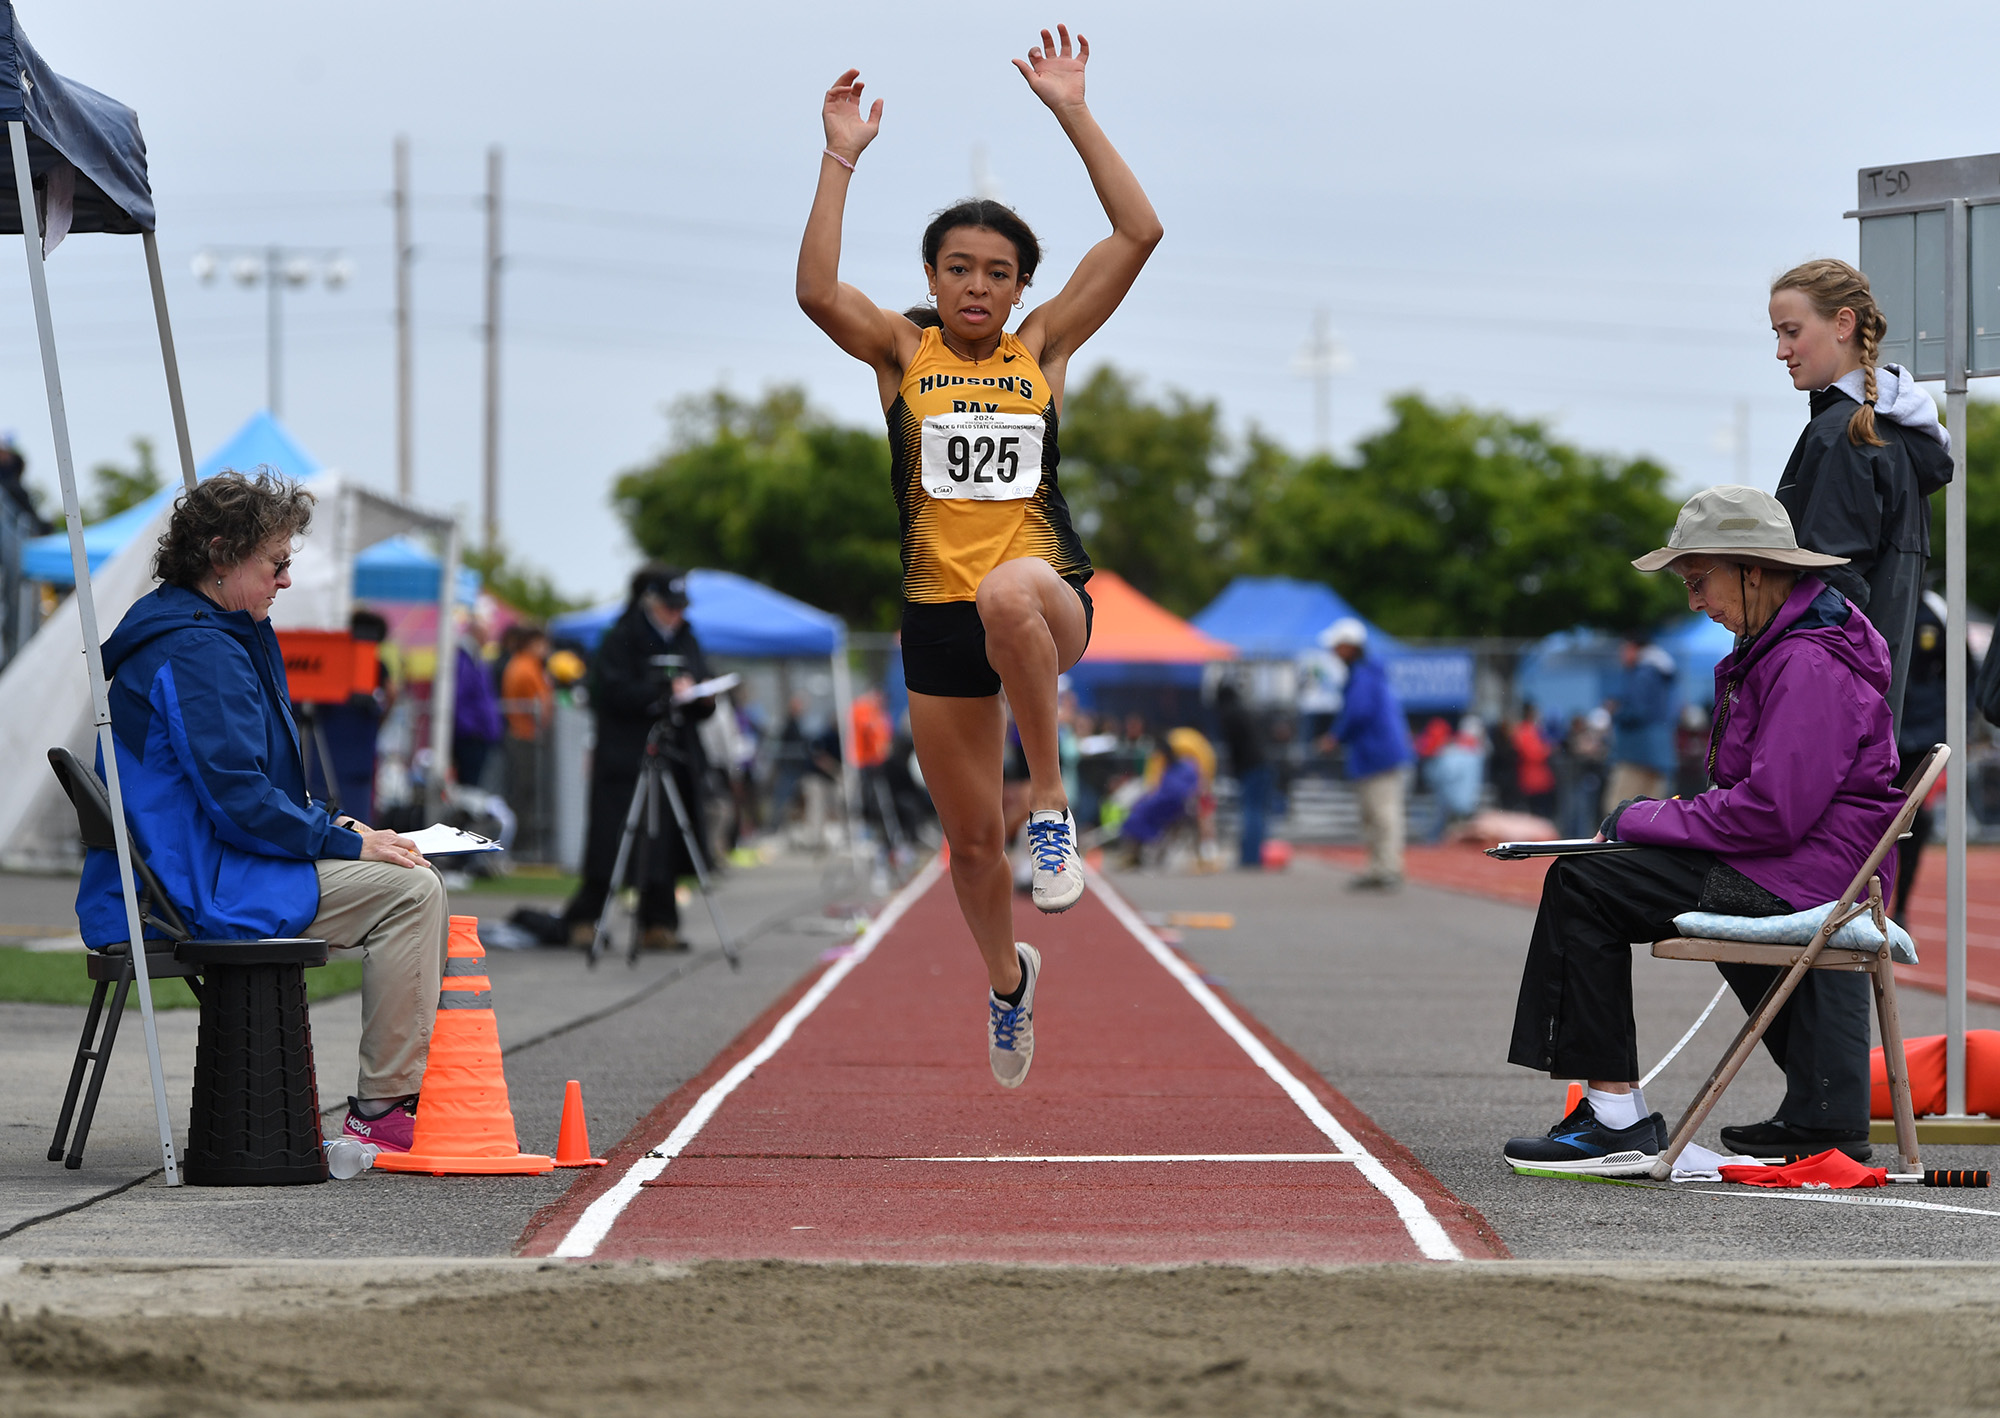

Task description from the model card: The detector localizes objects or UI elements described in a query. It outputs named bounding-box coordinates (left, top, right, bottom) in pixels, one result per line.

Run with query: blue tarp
left=1514, top=614, right=1735, bottom=724
left=1191, top=575, right=1473, bottom=712
left=548, top=569, right=843, bottom=659
left=353, top=535, right=481, bottom=607
left=22, top=411, right=323, bottom=584
left=0, top=2, right=153, bottom=236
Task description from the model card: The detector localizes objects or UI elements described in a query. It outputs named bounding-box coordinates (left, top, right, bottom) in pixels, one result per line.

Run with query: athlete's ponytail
left=1771, top=258, right=1889, bottom=448
left=922, top=200, right=1043, bottom=286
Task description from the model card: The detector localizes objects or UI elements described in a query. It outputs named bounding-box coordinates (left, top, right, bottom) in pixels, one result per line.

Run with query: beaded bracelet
left=822, top=147, right=856, bottom=171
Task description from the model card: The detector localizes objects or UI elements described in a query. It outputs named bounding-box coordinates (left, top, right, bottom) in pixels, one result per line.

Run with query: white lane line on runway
left=1090, top=874, right=1466, bottom=1262
left=1691, top=1189, right=2000, bottom=1219
left=551, top=855, right=946, bottom=1259
left=904, top=1153, right=1361, bottom=1163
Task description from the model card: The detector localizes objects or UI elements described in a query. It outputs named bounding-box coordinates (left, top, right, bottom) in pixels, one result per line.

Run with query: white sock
left=1586, top=1087, right=1641, bottom=1130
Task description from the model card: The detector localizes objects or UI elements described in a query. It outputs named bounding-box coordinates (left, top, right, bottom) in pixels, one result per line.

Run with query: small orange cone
left=1564, top=1081, right=1584, bottom=1114
left=553, top=1080, right=607, bottom=1167
left=375, top=916, right=554, bottom=1176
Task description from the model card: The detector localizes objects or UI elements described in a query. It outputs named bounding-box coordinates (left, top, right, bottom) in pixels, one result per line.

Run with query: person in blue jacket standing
left=77, top=471, right=447, bottom=1155
left=1326, top=618, right=1413, bottom=889
left=1603, top=632, right=1677, bottom=815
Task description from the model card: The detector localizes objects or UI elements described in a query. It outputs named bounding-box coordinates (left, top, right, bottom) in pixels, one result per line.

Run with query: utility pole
left=192, top=244, right=349, bottom=419
left=481, top=145, right=503, bottom=555
left=264, top=246, right=282, bottom=416
left=1293, top=308, right=1351, bottom=452
left=1734, top=400, right=1750, bottom=483
left=394, top=135, right=413, bottom=501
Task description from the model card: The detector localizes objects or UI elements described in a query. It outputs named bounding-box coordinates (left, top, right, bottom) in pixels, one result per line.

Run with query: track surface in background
left=524, top=864, right=1501, bottom=1264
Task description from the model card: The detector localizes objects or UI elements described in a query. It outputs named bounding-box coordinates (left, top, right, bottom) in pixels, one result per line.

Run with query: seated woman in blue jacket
left=77, top=471, right=445, bottom=1154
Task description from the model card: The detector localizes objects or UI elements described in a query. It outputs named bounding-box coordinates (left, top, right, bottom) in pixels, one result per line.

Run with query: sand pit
left=5, top=1257, right=2000, bottom=1416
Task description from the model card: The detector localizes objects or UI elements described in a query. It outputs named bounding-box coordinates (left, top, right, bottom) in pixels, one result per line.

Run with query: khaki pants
left=1602, top=763, right=1667, bottom=819
left=1355, top=767, right=1407, bottom=881
left=308, top=859, right=449, bottom=1101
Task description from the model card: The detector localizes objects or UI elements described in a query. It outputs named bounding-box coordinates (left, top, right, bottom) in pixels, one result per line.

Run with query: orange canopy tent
left=1077, top=570, right=1238, bottom=665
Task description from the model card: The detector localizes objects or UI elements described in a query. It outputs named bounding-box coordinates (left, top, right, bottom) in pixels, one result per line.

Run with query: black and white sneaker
left=1718, top=1118, right=1872, bottom=1164
left=1503, top=1099, right=1664, bottom=1176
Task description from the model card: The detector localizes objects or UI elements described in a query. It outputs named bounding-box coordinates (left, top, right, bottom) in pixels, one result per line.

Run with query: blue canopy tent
left=1191, top=575, right=1475, bottom=713
left=353, top=534, right=482, bottom=606
left=1514, top=614, right=1735, bottom=726
left=550, top=569, right=843, bottom=657
left=551, top=570, right=860, bottom=820
left=0, top=0, right=198, bottom=1180
left=21, top=411, right=323, bottom=584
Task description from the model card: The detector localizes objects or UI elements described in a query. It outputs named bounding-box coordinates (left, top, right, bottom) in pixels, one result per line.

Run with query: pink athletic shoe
left=342, top=1097, right=416, bottom=1152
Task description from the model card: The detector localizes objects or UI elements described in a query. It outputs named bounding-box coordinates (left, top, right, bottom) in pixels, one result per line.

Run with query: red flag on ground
left=1718, top=1149, right=1887, bottom=1189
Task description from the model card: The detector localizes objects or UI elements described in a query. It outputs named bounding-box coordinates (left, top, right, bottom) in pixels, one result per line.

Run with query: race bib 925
left=920, top=412, right=1044, bottom=502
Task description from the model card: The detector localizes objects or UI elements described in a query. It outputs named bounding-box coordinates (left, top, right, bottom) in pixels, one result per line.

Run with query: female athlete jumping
left=797, top=25, right=1161, bottom=1088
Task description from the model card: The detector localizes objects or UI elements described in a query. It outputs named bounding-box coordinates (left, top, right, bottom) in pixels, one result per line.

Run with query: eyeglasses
left=266, top=554, right=292, bottom=577
left=1678, top=566, right=1717, bottom=597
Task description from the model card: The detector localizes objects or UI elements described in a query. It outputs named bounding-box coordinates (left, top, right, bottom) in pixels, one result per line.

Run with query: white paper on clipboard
left=401, top=823, right=503, bottom=856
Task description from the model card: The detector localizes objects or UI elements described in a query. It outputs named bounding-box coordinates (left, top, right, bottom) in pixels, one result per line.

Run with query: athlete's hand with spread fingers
left=821, top=68, right=882, bottom=164
left=1012, top=25, right=1088, bottom=112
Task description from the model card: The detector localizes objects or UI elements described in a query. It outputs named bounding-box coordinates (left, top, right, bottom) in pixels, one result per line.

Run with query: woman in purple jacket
left=1503, top=486, right=1902, bottom=1174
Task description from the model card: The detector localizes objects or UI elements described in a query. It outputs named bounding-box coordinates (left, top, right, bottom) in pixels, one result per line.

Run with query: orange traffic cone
left=553, top=1080, right=607, bottom=1167
left=375, top=916, right=554, bottom=1176
left=1564, top=1081, right=1584, bottom=1115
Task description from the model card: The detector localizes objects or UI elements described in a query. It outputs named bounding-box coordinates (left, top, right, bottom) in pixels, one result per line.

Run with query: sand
left=4, top=1256, right=2000, bottom=1416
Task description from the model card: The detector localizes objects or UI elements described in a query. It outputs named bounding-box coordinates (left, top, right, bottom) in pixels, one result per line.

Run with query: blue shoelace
left=990, top=994, right=1026, bottom=1049
left=1026, top=815, right=1073, bottom=875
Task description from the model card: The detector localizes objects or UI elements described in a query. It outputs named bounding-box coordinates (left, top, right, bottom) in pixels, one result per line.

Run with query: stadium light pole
left=190, top=244, right=352, bottom=419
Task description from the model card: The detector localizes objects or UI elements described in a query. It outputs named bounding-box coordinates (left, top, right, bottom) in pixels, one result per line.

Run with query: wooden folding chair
left=1647, top=742, right=1946, bottom=1180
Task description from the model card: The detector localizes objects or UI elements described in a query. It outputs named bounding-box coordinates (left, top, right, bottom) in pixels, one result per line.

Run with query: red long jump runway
left=524, top=858, right=1500, bottom=1264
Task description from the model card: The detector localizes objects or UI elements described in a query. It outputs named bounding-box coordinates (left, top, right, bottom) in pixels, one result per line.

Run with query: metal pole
left=1312, top=309, right=1331, bottom=451
left=10, top=122, right=181, bottom=1184
left=394, top=135, right=413, bottom=501
left=265, top=245, right=281, bottom=416
left=142, top=232, right=197, bottom=491
left=481, top=145, right=502, bottom=554
left=428, top=519, right=461, bottom=822
left=1945, top=197, right=1971, bottom=1117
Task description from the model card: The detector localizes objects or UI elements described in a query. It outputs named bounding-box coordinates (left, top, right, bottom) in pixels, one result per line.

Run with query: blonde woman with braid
left=1768, top=259, right=1953, bottom=723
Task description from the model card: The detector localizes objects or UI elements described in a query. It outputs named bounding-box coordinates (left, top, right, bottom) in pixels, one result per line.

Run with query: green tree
left=1938, top=396, right=2000, bottom=614
left=613, top=387, right=904, bottom=630
left=1244, top=394, right=1687, bottom=638
left=84, top=436, right=163, bottom=523
left=1057, top=367, right=1259, bottom=615
left=464, top=544, right=590, bottom=622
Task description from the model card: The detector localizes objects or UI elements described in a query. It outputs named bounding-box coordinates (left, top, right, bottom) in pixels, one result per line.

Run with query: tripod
left=589, top=716, right=740, bottom=970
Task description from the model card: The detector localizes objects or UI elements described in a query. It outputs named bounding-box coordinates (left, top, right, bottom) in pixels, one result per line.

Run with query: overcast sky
left=9, top=1, right=2000, bottom=602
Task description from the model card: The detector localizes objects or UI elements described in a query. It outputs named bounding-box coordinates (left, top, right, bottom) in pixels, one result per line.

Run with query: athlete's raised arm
left=796, top=69, right=920, bottom=394
left=1013, top=27, right=1163, bottom=373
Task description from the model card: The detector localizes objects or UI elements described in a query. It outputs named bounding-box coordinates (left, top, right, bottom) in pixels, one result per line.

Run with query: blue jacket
left=1610, top=647, right=1678, bottom=774
left=77, top=583, right=362, bottom=947
left=1331, top=654, right=1413, bottom=779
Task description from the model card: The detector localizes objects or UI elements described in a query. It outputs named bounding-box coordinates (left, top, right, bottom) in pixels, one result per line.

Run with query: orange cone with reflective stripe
left=375, top=916, right=553, bottom=1176
left=553, top=1079, right=607, bottom=1167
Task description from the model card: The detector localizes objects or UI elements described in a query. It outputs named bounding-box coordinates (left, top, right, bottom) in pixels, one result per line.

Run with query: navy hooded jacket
left=77, top=582, right=363, bottom=947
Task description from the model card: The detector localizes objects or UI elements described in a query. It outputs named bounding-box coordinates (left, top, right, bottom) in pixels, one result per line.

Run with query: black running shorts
left=900, top=577, right=1094, bottom=699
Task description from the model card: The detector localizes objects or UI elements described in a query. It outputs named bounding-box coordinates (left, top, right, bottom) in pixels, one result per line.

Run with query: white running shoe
left=987, top=942, right=1041, bottom=1089
left=1027, top=808, right=1085, bottom=913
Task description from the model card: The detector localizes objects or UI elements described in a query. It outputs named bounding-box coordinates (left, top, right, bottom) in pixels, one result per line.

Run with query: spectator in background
left=500, top=625, right=553, bottom=858
left=452, top=625, right=504, bottom=790
left=1215, top=682, right=1270, bottom=869
left=1428, top=715, right=1489, bottom=841
left=1509, top=703, right=1556, bottom=823
left=302, top=608, right=389, bottom=823
left=1557, top=708, right=1611, bottom=839
left=0, top=436, right=47, bottom=533
left=1326, top=618, right=1412, bottom=890
left=1674, top=702, right=1712, bottom=799
left=1603, top=632, right=1676, bottom=815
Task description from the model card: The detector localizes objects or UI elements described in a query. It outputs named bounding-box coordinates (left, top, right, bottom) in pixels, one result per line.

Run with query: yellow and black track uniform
left=889, top=326, right=1093, bottom=697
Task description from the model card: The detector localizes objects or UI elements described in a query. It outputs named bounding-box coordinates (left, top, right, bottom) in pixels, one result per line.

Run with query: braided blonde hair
left=1771, top=258, right=1888, bottom=448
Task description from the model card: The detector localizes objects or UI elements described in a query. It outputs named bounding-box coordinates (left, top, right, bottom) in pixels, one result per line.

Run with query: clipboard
left=1484, top=839, right=1645, bottom=861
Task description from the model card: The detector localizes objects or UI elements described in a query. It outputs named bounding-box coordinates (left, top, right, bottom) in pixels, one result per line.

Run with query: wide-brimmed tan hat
left=1631, top=485, right=1849, bottom=573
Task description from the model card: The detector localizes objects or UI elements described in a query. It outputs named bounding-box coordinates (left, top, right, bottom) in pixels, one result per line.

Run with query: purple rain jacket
left=1612, top=576, right=1901, bottom=910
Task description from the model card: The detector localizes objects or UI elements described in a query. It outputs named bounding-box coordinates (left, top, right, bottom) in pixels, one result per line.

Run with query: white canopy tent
left=0, top=470, right=463, bottom=869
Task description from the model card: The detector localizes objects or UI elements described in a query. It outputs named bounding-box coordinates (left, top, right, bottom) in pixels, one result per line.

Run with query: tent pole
left=11, top=121, right=180, bottom=1185
left=428, top=519, right=460, bottom=822
left=829, top=633, right=861, bottom=853
left=142, top=231, right=197, bottom=491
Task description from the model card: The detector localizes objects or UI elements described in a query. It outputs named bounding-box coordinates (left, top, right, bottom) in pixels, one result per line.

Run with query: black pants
left=562, top=762, right=704, bottom=933
left=1507, top=847, right=1873, bottom=1131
